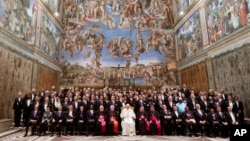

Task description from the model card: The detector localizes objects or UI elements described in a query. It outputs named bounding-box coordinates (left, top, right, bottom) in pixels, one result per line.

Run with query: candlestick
left=123, top=69, right=125, bottom=78
left=113, top=71, right=115, bottom=79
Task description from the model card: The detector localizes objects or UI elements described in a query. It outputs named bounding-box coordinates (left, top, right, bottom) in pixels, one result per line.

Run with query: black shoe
left=50, top=134, right=53, bottom=137
left=23, top=134, right=27, bottom=137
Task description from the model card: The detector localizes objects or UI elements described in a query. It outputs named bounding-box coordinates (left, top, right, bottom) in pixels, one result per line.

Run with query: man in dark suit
left=187, top=94, right=198, bottom=111
left=193, top=103, right=207, bottom=136
left=220, top=89, right=228, bottom=101
left=216, top=106, right=229, bottom=138
left=65, top=104, right=76, bottom=136
left=160, top=104, right=173, bottom=135
left=172, top=105, right=184, bottom=135
left=51, top=105, right=65, bottom=137
left=180, top=84, right=190, bottom=98
left=23, top=94, right=34, bottom=128
left=233, top=96, right=244, bottom=124
left=86, top=104, right=96, bottom=135
left=76, top=105, right=87, bottom=135
left=13, top=92, right=24, bottom=127
left=24, top=105, right=42, bottom=137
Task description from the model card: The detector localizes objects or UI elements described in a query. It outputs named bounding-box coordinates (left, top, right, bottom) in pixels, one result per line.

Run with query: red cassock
left=99, top=115, right=106, bottom=133
left=110, top=116, right=118, bottom=134
left=150, top=116, right=162, bottom=135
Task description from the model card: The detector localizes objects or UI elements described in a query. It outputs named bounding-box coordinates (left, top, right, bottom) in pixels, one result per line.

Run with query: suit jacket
left=216, top=112, right=227, bottom=124
left=194, top=109, right=206, bottom=122
left=225, top=111, right=238, bottom=125
left=166, top=101, right=175, bottom=111
left=53, top=111, right=65, bottom=123
left=87, top=110, right=96, bottom=122
left=23, top=99, right=34, bottom=117
left=155, top=100, right=165, bottom=112
left=13, top=98, right=24, bottom=111
left=180, top=88, right=190, bottom=98
left=160, top=109, right=173, bottom=122
left=207, top=113, right=219, bottom=125
left=65, top=110, right=76, bottom=122
left=29, top=110, right=42, bottom=123
left=76, top=111, right=87, bottom=123
left=187, top=99, right=198, bottom=111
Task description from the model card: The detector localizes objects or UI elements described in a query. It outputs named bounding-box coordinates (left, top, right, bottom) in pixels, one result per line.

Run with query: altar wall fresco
left=212, top=44, right=250, bottom=117
left=0, top=0, right=38, bottom=44
left=0, top=47, right=33, bottom=119
left=36, top=64, right=59, bottom=91
left=180, top=62, right=209, bottom=92
left=205, top=0, right=250, bottom=44
left=60, top=0, right=177, bottom=87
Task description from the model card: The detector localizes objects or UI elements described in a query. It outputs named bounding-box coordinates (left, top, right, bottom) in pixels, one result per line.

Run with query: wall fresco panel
left=0, top=47, right=32, bottom=119
left=212, top=45, right=250, bottom=118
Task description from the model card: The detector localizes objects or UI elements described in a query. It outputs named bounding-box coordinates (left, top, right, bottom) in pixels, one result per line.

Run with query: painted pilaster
left=205, top=57, right=215, bottom=90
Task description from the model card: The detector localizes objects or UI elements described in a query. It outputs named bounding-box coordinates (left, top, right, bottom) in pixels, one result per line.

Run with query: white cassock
left=120, top=108, right=136, bottom=136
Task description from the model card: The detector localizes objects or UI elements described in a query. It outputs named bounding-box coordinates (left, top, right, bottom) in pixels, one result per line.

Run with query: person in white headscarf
left=120, top=104, right=136, bottom=136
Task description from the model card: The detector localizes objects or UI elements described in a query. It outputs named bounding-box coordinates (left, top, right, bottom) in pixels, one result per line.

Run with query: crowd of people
left=12, top=84, right=245, bottom=138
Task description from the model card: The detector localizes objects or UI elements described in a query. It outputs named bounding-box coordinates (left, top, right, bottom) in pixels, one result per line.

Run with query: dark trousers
left=14, top=111, right=22, bottom=127
left=24, top=121, right=39, bottom=136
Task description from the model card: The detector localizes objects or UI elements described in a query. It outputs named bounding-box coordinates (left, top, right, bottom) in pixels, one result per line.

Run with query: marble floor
left=0, top=130, right=229, bottom=141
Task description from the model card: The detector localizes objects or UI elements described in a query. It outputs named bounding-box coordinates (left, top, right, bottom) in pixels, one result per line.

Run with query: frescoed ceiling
left=60, top=0, right=177, bottom=87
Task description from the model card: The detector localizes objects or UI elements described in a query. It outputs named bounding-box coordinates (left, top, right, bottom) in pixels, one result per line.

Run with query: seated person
left=95, top=105, right=107, bottom=135
left=120, top=104, right=136, bottom=136
left=194, top=103, right=207, bottom=136
left=172, top=105, right=185, bottom=136
left=182, top=106, right=197, bottom=137
left=39, top=106, right=53, bottom=136
left=86, top=104, right=96, bottom=135
left=160, top=104, right=173, bottom=135
left=76, top=105, right=87, bottom=135
left=136, top=106, right=147, bottom=135
left=24, top=105, right=41, bottom=137
left=107, top=105, right=119, bottom=135
left=147, top=105, right=161, bottom=135
left=207, top=108, right=219, bottom=137
left=51, top=105, right=64, bottom=137
left=65, top=104, right=75, bottom=136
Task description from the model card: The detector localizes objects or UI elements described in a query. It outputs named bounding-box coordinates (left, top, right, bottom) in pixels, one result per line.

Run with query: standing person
left=23, top=93, right=34, bottom=128
left=12, top=92, right=24, bottom=128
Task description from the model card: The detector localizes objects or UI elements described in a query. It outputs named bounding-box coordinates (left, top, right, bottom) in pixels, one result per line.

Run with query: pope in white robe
left=120, top=104, right=136, bottom=136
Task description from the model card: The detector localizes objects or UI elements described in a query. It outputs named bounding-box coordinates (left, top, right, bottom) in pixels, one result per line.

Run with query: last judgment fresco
left=60, top=0, right=177, bottom=87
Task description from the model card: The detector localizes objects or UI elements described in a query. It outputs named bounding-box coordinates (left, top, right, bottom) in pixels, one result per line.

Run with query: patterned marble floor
left=0, top=130, right=229, bottom=141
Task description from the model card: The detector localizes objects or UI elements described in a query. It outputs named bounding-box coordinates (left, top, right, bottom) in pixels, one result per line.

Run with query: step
left=0, top=128, right=21, bottom=138
left=0, top=119, right=13, bottom=133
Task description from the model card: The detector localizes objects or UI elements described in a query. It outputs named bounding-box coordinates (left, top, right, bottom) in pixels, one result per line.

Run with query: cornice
left=0, top=27, right=61, bottom=72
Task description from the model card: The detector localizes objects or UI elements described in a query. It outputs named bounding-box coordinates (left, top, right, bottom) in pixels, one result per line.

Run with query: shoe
left=23, top=134, right=27, bottom=137
left=50, top=134, right=53, bottom=137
